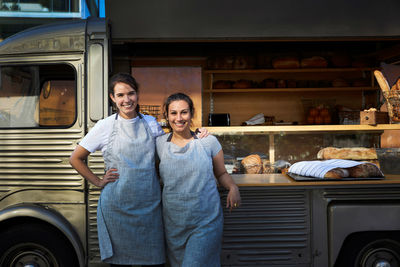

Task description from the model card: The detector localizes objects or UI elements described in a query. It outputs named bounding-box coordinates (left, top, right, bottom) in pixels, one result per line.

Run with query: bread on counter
left=317, top=147, right=378, bottom=160
left=324, top=163, right=383, bottom=179
left=324, top=168, right=350, bottom=179
left=289, top=159, right=383, bottom=179
left=241, top=154, right=263, bottom=174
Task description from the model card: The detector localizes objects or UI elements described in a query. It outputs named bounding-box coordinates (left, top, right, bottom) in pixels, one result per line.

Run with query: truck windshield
left=0, top=64, right=76, bottom=128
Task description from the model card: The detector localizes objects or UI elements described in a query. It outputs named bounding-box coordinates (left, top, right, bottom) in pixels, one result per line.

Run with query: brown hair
left=163, top=93, right=195, bottom=130
left=109, top=72, right=140, bottom=113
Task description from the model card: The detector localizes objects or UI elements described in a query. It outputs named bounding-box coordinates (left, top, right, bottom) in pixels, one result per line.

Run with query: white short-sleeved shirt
left=79, top=113, right=164, bottom=154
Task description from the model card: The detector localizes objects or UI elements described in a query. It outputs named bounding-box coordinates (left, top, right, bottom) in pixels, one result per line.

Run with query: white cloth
left=288, top=159, right=381, bottom=179
left=79, top=113, right=164, bottom=153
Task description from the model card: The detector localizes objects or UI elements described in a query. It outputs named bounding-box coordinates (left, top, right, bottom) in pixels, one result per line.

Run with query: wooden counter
left=232, top=173, right=400, bottom=187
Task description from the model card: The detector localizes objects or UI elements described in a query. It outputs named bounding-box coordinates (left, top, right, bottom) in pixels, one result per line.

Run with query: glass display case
left=209, top=126, right=400, bottom=176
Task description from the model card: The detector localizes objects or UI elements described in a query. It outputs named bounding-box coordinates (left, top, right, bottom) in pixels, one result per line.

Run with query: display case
left=208, top=125, right=400, bottom=170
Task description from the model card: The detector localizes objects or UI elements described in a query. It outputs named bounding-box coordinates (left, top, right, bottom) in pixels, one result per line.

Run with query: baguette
left=317, top=147, right=377, bottom=160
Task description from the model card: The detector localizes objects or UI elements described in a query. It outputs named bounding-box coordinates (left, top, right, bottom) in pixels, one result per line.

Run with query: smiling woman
left=156, top=92, right=241, bottom=267
left=69, top=72, right=166, bottom=266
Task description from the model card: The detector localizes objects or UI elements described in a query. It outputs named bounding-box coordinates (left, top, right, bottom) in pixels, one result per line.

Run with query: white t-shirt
left=79, top=113, right=164, bottom=154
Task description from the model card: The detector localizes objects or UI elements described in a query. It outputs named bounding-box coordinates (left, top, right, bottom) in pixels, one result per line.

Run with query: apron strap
left=167, top=131, right=197, bottom=142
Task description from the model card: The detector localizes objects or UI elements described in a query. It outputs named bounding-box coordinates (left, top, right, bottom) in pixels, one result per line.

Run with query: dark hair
left=109, top=72, right=140, bottom=113
left=163, top=93, right=195, bottom=130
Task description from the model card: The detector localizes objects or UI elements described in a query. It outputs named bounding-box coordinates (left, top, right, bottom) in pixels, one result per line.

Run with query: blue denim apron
left=97, top=113, right=165, bottom=264
left=158, top=133, right=223, bottom=267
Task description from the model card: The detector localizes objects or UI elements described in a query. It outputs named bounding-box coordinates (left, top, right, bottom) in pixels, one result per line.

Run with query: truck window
left=0, top=64, right=76, bottom=128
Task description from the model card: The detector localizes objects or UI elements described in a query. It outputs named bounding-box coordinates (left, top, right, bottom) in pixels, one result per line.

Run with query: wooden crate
left=360, top=111, right=389, bottom=125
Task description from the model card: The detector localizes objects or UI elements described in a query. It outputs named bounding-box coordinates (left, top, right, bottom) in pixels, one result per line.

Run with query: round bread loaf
left=347, top=163, right=383, bottom=178
left=241, top=154, right=263, bottom=174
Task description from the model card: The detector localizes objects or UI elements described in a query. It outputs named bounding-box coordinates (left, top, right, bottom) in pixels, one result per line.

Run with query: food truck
left=1, top=1, right=400, bottom=266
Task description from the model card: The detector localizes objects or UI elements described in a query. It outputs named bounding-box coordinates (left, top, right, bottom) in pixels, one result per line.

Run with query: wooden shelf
left=206, top=124, right=400, bottom=135
left=204, top=67, right=376, bottom=74
left=204, top=87, right=378, bottom=93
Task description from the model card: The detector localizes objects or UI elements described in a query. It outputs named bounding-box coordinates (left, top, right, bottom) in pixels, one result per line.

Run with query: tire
left=335, top=232, right=400, bottom=267
left=0, top=222, right=79, bottom=267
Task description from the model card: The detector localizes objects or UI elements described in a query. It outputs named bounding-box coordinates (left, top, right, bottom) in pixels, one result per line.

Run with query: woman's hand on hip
left=99, top=168, right=119, bottom=187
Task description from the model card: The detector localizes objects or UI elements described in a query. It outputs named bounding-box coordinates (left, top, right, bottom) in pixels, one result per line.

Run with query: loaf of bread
left=272, top=56, right=300, bottom=69
left=391, top=78, right=400, bottom=91
left=324, top=163, right=383, bottom=179
left=317, top=147, right=378, bottom=160
left=300, top=56, right=328, bottom=68
left=213, top=80, right=233, bottom=89
left=241, top=154, right=263, bottom=174
left=324, top=168, right=350, bottom=179
left=262, top=159, right=274, bottom=174
left=233, top=79, right=253, bottom=89
left=347, top=163, right=383, bottom=178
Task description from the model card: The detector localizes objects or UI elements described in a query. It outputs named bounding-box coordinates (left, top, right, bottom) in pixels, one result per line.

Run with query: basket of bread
left=374, top=64, right=400, bottom=123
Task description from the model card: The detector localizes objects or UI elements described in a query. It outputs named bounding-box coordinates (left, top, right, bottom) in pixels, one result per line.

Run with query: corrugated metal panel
left=0, top=128, right=85, bottom=199
left=220, top=187, right=311, bottom=266
left=87, top=151, right=104, bottom=263
left=323, top=187, right=400, bottom=200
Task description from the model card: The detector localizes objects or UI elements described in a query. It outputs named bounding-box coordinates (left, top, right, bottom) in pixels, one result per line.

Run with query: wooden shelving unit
left=203, top=67, right=399, bottom=164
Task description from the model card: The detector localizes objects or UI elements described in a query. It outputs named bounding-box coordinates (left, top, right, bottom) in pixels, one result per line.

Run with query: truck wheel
left=335, top=233, right=400, bottom=267
left=0, top=223, right=79, bottom=267
left=357, top=239, right=400, bottom=267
